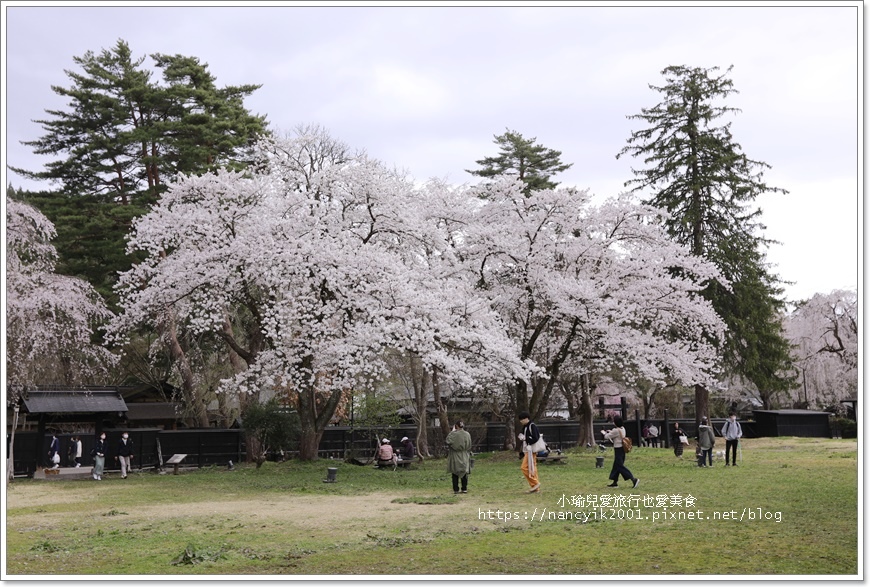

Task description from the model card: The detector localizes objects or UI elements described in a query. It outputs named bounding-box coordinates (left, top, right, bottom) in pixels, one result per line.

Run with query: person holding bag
left=672, top=423, right=688, bottom=459
left=517, top=411, right=543, bottom=493
left=48, top=434, right=61, bottom=469
left=601, top=416, right=639, bottom=489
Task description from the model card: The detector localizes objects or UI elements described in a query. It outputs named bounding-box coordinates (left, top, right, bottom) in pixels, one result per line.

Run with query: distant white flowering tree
left=111, top=135, right=524, bottom=459
left=110, top=132, right=730, bottom=458
left=460, top=178, right=727, bottom=446
left=785, top=289, right=858, bottom=411
left=6, top=197, right=116, bottom=391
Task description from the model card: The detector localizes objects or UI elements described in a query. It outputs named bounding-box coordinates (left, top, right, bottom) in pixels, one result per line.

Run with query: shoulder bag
left=621, top=430, right=632, bottom=453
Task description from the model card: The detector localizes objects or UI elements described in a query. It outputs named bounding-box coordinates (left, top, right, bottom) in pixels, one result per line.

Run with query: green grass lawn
left=4, top=437, right=858, bottom=577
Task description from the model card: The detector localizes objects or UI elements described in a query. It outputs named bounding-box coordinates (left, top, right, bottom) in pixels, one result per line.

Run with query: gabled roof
left=22, top=389, right=128, bottom=414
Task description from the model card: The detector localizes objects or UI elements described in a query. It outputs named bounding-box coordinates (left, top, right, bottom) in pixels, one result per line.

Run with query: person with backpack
left=601, top=416, right=639, bottom=489
left=720, top=412, right=743, bottom=466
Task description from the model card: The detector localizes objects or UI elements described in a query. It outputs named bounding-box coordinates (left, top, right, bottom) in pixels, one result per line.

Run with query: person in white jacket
left=720, top=412, right=743, bottom=466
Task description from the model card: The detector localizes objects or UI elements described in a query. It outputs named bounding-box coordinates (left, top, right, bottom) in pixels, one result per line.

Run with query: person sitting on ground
left=376, top=438, right=397, bottom=466
left=399, top=436, right=416, bottom=460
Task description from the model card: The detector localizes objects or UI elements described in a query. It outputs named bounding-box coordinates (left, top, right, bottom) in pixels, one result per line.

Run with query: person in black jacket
left=116, top=432, right=134, bottom=479
left=399, top=436, right=416, bottom=460
left=517, top=411, right=541, bottom=493
left=93, top=432, right=106, bottom=481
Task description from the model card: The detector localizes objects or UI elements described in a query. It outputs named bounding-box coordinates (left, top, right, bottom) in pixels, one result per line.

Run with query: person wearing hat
left=399, top=436, right=416, bottom=460
left=376, top=438, right=397, bottom=466
left=696, top=416, right=716, bottom=467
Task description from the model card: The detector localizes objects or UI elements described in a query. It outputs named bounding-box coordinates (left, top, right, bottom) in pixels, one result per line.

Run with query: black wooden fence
left=3, top=415, right=799, bottom=478
left=8, top=428, right=244, bottom=477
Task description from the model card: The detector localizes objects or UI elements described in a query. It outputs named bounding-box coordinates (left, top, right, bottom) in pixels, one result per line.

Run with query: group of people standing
left=673, top=413, right=743, bottom=466
left=443, top=412, right=545, bottom=495
left=45, top=431, right=134, bottom=480
left=444, top=411, right=745, bottom=495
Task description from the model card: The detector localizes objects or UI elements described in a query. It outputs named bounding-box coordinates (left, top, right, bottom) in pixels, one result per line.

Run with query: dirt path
left=6, top=482, right=480, bottom=540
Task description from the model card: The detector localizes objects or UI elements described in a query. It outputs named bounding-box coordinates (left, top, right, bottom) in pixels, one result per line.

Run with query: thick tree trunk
left=411, top=356, right=431, bottom=458
left=578, top=374, right=596, bottom=448
left=694, top=383, right=708, bottom=425
left=432, top=368, right=451, bottom=440
left=164, top=310, right=210, bottom=428
left=295, top=355, right=346, bottom=460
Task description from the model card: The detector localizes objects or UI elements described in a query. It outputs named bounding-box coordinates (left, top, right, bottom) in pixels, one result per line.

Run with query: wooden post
left=663, top=409, right=671, bottom=449
left=36, top=415, right=46, bottom=473
left=8, top=405, right=19, bottom=483
left=635, top=409, right=642, bottom=447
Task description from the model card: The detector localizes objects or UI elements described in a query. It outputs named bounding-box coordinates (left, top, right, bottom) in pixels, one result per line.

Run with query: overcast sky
left=2, top=1, right=861, bottom=303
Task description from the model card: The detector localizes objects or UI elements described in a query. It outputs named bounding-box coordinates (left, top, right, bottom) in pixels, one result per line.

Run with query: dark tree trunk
left=577, top=374, right=596, bottom=448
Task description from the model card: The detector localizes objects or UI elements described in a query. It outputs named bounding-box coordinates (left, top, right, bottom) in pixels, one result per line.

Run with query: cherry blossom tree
left=460, top=177, right=727, bottom=447
left=110, top=136, right=524, bottom=459
left=785, top=290, right=858, bottom=410
left=6, top=197, right=116, bottom=390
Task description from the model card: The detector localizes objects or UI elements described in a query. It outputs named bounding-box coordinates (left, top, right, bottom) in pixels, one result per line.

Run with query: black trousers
left=609, top=447, right=634, bottom=482
left=452, top=473, right=468, bottom=492
left=725, top=439, right=739, bottom=464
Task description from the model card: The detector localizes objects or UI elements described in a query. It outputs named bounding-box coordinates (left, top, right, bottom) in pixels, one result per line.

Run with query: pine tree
left=617, top=64, right=796, bottom=414
left=11, top=39, right=268, bottom=205
left=467, top=129, right=572, bottom=195
left=11, top=40, right=268, bottom=308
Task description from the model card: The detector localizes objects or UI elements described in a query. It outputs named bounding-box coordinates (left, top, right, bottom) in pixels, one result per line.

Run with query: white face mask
left=122, top=435, right=128, bottom=440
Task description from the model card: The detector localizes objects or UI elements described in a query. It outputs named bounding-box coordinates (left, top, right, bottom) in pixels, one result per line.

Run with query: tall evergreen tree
left=467, top=129, right=572, bottom=195
left=617, top=64, right=795, bottom=414
left=10, top=40, right=268, bottom=308
left=11, top=39, right=268, bottom=205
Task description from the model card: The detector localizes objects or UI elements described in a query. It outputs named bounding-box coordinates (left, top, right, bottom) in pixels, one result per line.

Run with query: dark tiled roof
left=22, top=390, right=128, bottom=414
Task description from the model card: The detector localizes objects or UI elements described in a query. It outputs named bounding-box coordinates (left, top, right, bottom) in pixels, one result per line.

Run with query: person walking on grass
left=720, top=412, right=743, bottom=466
left=517, top=411, right=541, bottom=493
left=70, top=435, right=82, bottom=468
left=92, top=432, right=106, bottom=481
left=445, top=421, right=472, bottom=494
left=116, top=432, right=134, bottom=478
left=697, top=417, right=716, bottom=467
left=601, top=416, right=639, bottom=489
